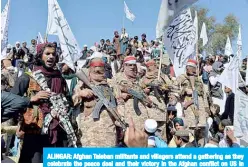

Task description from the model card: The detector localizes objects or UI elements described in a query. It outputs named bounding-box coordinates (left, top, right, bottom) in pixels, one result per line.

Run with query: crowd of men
left=1, top=28, right=248, bottom=163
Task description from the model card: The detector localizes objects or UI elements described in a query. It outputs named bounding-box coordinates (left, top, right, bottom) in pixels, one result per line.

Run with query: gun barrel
left=76, top=70, right=92, bottom=88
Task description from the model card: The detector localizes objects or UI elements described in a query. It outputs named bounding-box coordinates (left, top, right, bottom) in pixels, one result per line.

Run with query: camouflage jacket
left=176, top=74, right=204, bottom=97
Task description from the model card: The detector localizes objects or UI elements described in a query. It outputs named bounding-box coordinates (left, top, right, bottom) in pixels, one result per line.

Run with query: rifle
left=193, top=90, right=199, bottom=110
left=204, top=117, right=209, bottom=146
left=124, top=87, right=164, bottom=115
left=76, top=70, right=128, bottom=131
left=126, top=88, right=148, bottom=116
left=189, top=76, right=200, bottom=110
left=146, top=82, right=164, bottom=103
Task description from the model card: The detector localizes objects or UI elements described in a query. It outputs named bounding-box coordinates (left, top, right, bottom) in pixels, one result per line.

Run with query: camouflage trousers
left=117, top=99, right=149, bottom=131
left=77, top=109, right=117, bottom=147
left=183, top=96, right=208, bottom=128
left=118, top=97, right=167, bottom=140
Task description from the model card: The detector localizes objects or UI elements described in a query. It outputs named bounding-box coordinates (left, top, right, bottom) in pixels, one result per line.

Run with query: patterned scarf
left=33, top=66, right=64, bottom=93
left=32, top=66, right=67, bottom=145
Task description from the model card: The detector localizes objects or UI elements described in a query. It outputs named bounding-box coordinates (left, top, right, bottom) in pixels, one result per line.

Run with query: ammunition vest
left=21, top=73, right=44, bottom=134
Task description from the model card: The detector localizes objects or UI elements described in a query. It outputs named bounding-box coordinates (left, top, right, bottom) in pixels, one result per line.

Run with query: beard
left=124, top=68, right=137, bottom=79
left=125, top=71, right=137, bottom=78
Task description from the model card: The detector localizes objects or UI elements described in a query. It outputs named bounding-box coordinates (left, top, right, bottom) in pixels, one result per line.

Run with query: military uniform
left=177, top=59, right=209, bottom=127
left=139, top=73, right=169, bottom=121
left=113, top=72, right=149, bottom=131
left=109, top=56, right=150, bottom=131
left=176, top=73, right=209, bottom=127
left=73, top=58, right=117, bottom=147
left=77, top=108, right=117, bottom=147
left=139, top=60, right=173, bottom=139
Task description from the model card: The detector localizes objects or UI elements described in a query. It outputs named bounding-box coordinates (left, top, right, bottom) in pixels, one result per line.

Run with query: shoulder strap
left=25, top=71, right=32, bottom=77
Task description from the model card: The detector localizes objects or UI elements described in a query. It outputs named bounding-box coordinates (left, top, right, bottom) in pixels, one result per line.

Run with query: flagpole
left=36, top=33, right=39, bottom=44
left=44, top=33, right=48, bottom=43
left=246, top=55, right=248, bottom=85
left=195, top=11, right=200, bottom=79
left=122, top=0, right=125, bottom=30
left=157, top=36, right=164, bottom=81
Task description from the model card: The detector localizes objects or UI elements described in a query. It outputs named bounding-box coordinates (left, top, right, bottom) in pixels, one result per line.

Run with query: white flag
left=124, top=1, right=135, bottom=22
left=200, top=22, right=208, bottom=47
left=246, top=57, right=248, bottom=85
left=1, top=0, right=10, bottom=53
left=156, top=0, right=198, bottom=39
left=193, top=11, right=198, bottom=43
left=164, top=8, right=196, bottom=77
left=218, top=55, right=239, bottom=93
left=156, top=0, right=168, bottom=39
left=37, top=32, right=44, bottom=44
left=224, top=35, right=233, bottom=56
left=237, top=25, right=242, bottom=61
left=234, top=89, right=248, bottom=143
left=237, top=25, right=242, bottom=46
left=46, top=0, right=83, bottom=71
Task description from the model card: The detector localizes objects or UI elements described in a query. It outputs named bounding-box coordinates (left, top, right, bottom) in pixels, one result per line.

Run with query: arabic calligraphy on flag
left=164, top=8, right=196, bottom=76
left=156, top=0, right=198, bottom=39
left=234, top=89, right=248, bottom=143
left=46, top=0, right=83, bottom=70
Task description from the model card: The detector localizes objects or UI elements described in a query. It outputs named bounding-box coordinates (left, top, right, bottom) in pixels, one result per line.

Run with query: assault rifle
left=122, top=87, right=164, bottom=116
left=76, top=70, right=128, bottom=131
left=193, top=90, right=199, bottom=110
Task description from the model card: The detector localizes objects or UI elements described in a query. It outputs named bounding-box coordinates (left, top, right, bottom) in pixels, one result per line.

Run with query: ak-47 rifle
left=189, top=76, right=200, bottom=109
left=121, top=86, right=164, bottom=116
left=76, top=70, right=128, bottom=131
left=146, top=82, right=165, bottom=103
left=193, top=90, right=199, bottom=110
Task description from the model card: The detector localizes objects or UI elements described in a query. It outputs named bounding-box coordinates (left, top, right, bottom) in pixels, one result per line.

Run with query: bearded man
left=11, top=43, right=77, bottom=163
left=73, top=57, right=117, bottom=147
left=139, top=59, right=173, bottom=139
left=176, top=59, right=209, bottom=128
left=113, top=56, right=151, bottom=131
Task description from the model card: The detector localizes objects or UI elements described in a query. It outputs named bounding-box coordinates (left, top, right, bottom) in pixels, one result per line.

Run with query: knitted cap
left=145, top=119, right=157, bottom=133
left=173, top=117, right=184, bottom=126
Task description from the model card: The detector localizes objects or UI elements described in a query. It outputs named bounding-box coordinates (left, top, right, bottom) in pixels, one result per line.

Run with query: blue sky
left=1, top=0, right=248, bottom=57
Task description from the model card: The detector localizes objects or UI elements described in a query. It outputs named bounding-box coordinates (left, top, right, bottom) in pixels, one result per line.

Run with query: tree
left=191, top=7, right=239, bottom=55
